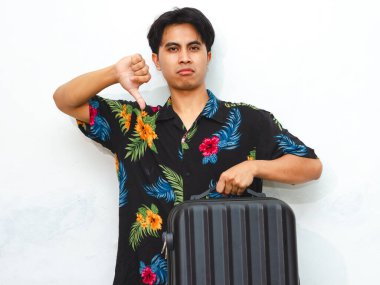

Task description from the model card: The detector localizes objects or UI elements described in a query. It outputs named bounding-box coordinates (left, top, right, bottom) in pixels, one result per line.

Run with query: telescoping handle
left=190, top=188, right=266, bottom=200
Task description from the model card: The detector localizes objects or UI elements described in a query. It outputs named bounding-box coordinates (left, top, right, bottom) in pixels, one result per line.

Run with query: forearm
left=253, top=154, right=322, bottom=184
left=53, top=65, right=118, bottom=112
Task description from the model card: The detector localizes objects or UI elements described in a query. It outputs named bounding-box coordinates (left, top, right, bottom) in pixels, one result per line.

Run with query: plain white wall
left=1, top=0, right=379, bottom=284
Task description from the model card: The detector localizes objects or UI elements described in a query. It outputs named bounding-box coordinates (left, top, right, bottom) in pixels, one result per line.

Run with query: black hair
left=147, top=7, right=215, bottom=54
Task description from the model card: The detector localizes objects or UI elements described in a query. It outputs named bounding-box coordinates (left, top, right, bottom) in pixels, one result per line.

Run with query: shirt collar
left=156, top=89, right=229, bottom=124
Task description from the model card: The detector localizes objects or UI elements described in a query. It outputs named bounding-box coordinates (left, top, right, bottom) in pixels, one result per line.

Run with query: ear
left=207, top=51, right=212, bottom=64
left=152, top=53, right=161, bottom=70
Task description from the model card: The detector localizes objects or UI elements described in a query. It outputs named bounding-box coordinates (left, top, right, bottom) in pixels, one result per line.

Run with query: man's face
left=152, top=23, right=211, bottom=91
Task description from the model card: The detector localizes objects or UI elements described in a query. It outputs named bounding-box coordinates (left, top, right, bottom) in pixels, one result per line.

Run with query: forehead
left=160, top=23, right=203, bottom=45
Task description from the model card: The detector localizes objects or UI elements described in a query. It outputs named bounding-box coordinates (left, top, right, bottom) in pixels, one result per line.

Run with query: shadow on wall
left=297, top=227, right=348, bottom=285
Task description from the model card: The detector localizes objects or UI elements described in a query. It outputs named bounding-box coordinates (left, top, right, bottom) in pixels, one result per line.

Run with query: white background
left=1, top=0, right=379, bottom=284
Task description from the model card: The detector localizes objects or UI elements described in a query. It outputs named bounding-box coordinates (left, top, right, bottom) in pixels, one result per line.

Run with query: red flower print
left=151, top=106, right=161, bottom=113
left=199, top=136, right=220, bottom=156
left=89, top=105, right=98, bottom=126
left=141, top=266, right=157, bottom=285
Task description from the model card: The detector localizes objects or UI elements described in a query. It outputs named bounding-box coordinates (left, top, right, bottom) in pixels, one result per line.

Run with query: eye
left=167, top=46, right=178, bottom=52
left=190, top=45, right=200, bottom=51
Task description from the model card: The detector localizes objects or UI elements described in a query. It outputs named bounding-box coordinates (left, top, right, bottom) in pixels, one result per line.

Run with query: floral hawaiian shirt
left=77, top=89, right=317, bottom=284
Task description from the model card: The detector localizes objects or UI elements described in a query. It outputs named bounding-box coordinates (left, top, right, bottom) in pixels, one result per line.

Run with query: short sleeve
left=76, top=95, right=136, bottom=153
left=256, top=110, right=318, bottom=160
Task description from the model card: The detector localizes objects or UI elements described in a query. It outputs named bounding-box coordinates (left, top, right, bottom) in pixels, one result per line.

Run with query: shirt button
left=185, top=172, right=191, bottom=177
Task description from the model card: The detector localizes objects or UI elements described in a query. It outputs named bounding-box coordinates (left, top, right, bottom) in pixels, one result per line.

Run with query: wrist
left=248, top=160, right=262, bottom=178
left=107, top=64, right=120, bottom=85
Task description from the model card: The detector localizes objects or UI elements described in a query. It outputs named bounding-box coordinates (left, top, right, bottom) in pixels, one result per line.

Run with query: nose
left=178, top=50, right=192, bottom=64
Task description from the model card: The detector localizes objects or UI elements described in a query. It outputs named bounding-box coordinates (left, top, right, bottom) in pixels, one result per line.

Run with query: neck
left=169, top=85, right=209, bottom=130
left=170, top=86, right=209, bottom=114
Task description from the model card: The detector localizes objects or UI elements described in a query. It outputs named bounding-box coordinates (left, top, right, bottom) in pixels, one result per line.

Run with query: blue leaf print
left=139, top=260, right=146, bottom=273
left=215, top=108, right=241, bottom=150
left=208, top=180, right=224, bottom=199
left=89, top=115, right=111, bottom=141
left=139, top=254, right=168, bottom=285
left=144, top=176, right=175, bottom=203
left=207, top=179, right=239, bottom=199
left=90, top=100, right=99, bottom=109
left=118, top=162, right=128, bottom=207
left=88, top=100, right=111, bottom=142
left=202, top=154, right=218, bottom=165
left=275, top=134, right=308, bottom=156
left=200, top=108, right=241, bottom=165
left=200, top=89, right=218, bottom=118
left=150, top=254, right=168, bottom=284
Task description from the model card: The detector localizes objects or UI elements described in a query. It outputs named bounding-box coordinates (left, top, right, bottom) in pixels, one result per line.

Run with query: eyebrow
left=164, top=40, right=202, bottom=48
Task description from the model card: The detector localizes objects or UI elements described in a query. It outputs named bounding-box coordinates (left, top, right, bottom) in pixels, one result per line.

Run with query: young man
left=54, top=7, right=322, bottom=285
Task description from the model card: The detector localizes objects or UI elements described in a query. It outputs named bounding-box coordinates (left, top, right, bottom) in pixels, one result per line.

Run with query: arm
left=53, top=54, right=151, bottom=122
left=216, top=154, right=322, bottom=195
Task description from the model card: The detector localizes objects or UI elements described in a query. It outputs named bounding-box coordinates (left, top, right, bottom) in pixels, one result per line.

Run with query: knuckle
left=132, top=53, right=142, bottom=63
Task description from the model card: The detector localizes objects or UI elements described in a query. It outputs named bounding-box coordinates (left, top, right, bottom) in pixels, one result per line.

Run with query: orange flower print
left=247, top=148, right=256, bottom=161
left=120, top=105, right=132, bottom=131
left=120, top=104, right=128, bottom=118
left=129, top=204, right=162, bottom=251
left=140, top=221, right=148, bottom=229
left=115, top=154, right=119, bottom=172
left=146, top=210, right=163, bottom=231
left=136, top=213, right=144, bottom=223
left=126, top=110, right=159, bottom=161
left=135, top=117, right=158, bottom=148
left=124, top=114, right=131, bottom=130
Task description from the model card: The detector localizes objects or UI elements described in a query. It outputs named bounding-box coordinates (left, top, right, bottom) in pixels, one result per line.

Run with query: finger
left=224, top=183, right=232, bottom=195
left=236, top=187, right=246, bottom=196
left=230, top=184, right=239, bottom=196
left=131, top=53, right=143, bottom=65
left=131, top=74, right=151, bottom=84
left=134, top=65, right=149, bottom=76
left=131, top=60, right=146, bottom=72
left=216, top=179, right=225, bottom=193
left=129, top=88, right=146, bottom=110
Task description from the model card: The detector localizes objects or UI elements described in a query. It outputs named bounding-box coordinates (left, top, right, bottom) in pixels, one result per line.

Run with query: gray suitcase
left=162, top=189, right=300, bottom=285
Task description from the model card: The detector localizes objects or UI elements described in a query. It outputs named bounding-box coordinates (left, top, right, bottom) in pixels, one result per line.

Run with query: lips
left=177, top=68, right=194, bottom=75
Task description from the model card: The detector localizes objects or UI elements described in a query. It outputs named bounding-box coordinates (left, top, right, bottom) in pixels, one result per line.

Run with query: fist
left=216, top=161, right=256, bottom=196
left=115, top=54, right=151, bottom=109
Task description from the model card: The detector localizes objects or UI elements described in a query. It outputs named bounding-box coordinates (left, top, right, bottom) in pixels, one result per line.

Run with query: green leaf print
left=129, top=204, right=163, bottom=251
left=180, top=125, right=198, bottom=157
left=160, top=165, right=183, bottom=205
left=125, top=110, right=158, bottom=161
left=125, top=136, right=148, bottom=161
left=272, top=114, right=283, bottom=131
left=225, top=102, right=259, bottom=110
left=247, top=147, right=257, bottom=160
left=105, top=99, right=133, bottom=135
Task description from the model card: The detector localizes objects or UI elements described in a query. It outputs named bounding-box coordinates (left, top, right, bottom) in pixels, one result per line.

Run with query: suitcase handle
left=190, top=188, right=266, bottom=200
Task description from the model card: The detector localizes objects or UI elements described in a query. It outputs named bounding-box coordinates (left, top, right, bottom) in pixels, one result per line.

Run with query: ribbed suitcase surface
left=164, top=198, right=299, bottom=285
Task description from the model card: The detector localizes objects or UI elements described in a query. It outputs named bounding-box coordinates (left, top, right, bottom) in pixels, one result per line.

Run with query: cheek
left=158, top=57, right=175, bottom=72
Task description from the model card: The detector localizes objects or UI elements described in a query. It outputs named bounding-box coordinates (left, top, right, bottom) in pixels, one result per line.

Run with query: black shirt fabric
left=77, top=89, right=317, bottom=284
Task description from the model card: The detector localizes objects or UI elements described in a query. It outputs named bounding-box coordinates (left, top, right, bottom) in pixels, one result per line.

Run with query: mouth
left=177, top=68, right=194, bottom=75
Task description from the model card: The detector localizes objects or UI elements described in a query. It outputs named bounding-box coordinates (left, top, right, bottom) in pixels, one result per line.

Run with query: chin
left=169, top=80, right=203, bottom=91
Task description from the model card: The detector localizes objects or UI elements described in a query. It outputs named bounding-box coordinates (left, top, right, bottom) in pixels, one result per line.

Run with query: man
left=54, top=7, right=322, bottom=285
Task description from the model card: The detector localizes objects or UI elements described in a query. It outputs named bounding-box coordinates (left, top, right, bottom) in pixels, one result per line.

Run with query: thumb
left=216, top=178, right=225, bottom=193
left=129, top=88, right=146, bottom=110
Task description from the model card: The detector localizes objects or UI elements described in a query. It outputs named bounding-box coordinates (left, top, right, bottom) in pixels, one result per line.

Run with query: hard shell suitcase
left=162, top=190, right=299, bottom=285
